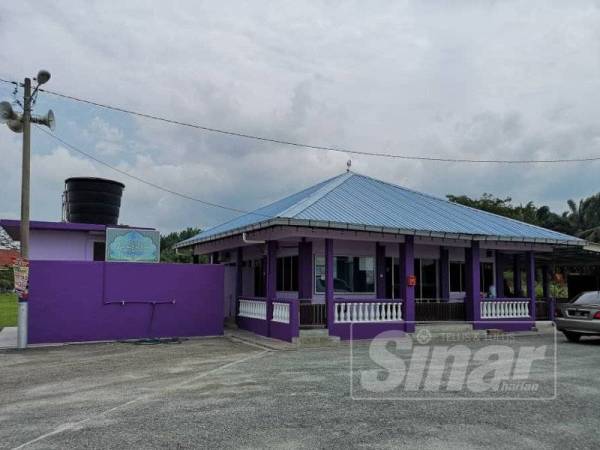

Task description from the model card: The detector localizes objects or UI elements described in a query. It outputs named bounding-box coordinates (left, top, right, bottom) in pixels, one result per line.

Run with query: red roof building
left=0, top=248, right=19, bottom=267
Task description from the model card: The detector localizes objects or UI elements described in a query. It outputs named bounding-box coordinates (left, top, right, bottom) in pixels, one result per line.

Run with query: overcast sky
left=2, top=1, right=600, bottom=233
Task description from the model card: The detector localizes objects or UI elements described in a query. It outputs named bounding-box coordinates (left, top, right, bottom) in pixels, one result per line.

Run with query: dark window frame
left=314, top=255, right=375, bottom=294
left=277, top=255, right=298, bottom=292
left=450, top=261, right=465, bottom=293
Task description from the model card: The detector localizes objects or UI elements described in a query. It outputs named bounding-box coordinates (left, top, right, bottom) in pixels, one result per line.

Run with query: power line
left=2, top=77, right=599, bottom=164
left=0, top=77, right=18, bottom=85
left=33, top=125, right=269, bottom=217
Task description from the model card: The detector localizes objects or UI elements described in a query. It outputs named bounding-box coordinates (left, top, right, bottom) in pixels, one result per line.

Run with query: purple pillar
left=542, top=265, right=550, bottom=300
left=465, top=241, right=481, bottom=322
left=266, top=241, right=278, bottom=337
left=376, top=242, right=386, bottom=299
left=236, top=248, right=243, bottom=299
left=548, top=297, right=556, bottom=321
left=439, top=247, right=450, bottom=301
left=526, top=251, right=536, bottom=320
left=235, top=247, right=243, bottom=322
left=542, top=266, right=553, bottom=320
left=325, top=239, right=334, bottom=330
left=261, top=255, right=267, bottom=297
left=495, top=252, right=504, bottom=298
left=298, top=239, right=313, bottom=300
left=513, top=255, right=521, bottom=297
left=399, top=236, right=415, bottom=332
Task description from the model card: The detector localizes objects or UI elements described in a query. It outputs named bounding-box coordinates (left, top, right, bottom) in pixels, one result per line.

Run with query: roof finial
left=346, top=159, right=352, bottom=172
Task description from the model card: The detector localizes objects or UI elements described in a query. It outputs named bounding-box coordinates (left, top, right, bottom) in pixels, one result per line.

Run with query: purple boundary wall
left=28, top=260, right=224, bottom=344
left=332, top=321, right=407, bottom=340
left=236, top=298, right=300, bottom=342
left=329, top=299, right=406, bottom=340
left=477, top=297, right=536, bottom=331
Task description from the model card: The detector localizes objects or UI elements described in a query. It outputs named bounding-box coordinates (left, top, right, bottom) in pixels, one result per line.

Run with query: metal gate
left=299, top=301, right=327, bottom=328
left=415, top=300, right=466, bottom=321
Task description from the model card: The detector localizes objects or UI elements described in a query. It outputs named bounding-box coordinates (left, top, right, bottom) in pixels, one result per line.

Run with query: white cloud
left=1, top=0, right=600, bottom=233
left=82, top=117, right=126, bottom=156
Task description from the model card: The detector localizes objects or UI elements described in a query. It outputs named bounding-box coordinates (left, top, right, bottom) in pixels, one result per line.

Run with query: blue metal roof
left=176, top=172, right=582, bottom=248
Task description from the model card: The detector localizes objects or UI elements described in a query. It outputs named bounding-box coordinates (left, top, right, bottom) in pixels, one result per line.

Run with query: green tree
left=447, top=193, right=576, bottom=237
left=563, top=194, right=600, bottom=241
left=160, top=227, right=201, bottom=263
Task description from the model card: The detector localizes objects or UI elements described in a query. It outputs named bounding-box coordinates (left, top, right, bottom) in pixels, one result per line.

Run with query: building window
left=450, top=262, right=465, bottom=292
left=314, top=256, right=375, bottom=293
left=277, top=256, right=298, bottom=291
left=414, top=258, right=438, bottom=299
left=449, top=261, right=495, bottom=295
left=480, top=262, right=494, bottom=295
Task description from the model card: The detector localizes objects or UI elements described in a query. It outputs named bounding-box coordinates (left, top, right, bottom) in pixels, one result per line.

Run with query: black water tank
left=64, top=177, right=125, bottom=225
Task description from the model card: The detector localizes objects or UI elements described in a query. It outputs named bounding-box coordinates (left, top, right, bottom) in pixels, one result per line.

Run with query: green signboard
left=105, top=228, right=160, bottom=263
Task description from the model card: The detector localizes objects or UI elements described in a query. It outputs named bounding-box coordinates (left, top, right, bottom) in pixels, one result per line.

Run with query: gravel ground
left=1, top=333, right=599, bottom=449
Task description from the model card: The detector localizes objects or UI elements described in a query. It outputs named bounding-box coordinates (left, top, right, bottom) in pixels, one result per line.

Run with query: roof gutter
left=174, top=217, right=585, bottom=250
left=242, top=232, right=265, bottom=245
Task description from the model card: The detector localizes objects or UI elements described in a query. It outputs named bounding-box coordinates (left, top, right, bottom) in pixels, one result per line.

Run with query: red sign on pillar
left=407, top=275, right=417, bottom=287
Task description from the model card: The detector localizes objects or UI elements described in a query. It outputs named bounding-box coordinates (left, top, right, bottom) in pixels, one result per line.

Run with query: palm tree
left=564, top=194, right=600, bottom=242
left=564, top=199, right=585, bottom=232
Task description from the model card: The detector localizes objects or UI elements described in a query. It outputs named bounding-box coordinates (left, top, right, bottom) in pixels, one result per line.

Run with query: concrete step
left=225, top=329, right=296, bottom=351
left=298, top=329, right=330, bottom=336
left=412, top=323, right=486, bottom=343
left=293, top=329, right=340, bottom=347
left=415, top=323, right=474, bottom=333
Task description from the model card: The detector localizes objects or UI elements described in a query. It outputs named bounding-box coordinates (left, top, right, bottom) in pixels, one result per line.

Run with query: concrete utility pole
left=0, top=70, right=54, bottom=349
left=20, top=78, right=31, bottom=258
left=17, top=77, right=32, bottom=349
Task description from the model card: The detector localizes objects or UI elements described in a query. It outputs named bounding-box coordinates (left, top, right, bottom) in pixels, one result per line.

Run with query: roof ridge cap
left=278, top=172, right=353, bottom=218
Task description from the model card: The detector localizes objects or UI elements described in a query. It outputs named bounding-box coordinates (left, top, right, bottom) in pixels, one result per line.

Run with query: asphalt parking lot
left=1, top=333, right=599, bottom=449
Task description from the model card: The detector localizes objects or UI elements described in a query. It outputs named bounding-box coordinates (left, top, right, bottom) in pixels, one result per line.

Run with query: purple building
left=0, top=220, right=223, bottom=344
left=0, top=175, right=224, bottom=345
left=175, top=171, right=583, bottom=341
left=0, top=220, right=155, bottom=261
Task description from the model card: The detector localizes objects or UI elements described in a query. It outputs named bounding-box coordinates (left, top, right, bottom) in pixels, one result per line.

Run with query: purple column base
left=270, top=322, right=298, bottom=342
left=270, top=301, right=299, bottom=342
left=548, top=298, right=556, bottom=321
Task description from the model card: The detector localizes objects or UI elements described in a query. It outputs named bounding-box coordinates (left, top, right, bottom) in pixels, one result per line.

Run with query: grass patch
left=0, top=292, right=18, bottom=327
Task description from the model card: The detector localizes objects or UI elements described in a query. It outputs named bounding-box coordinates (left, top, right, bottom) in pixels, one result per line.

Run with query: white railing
left=480, top=300, right=530, bottom=319
left=238, top=299, right=267, bottom=320
left=334, top=301, right=402, bottom=323
left=272, top=302, right=290, bottom=324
